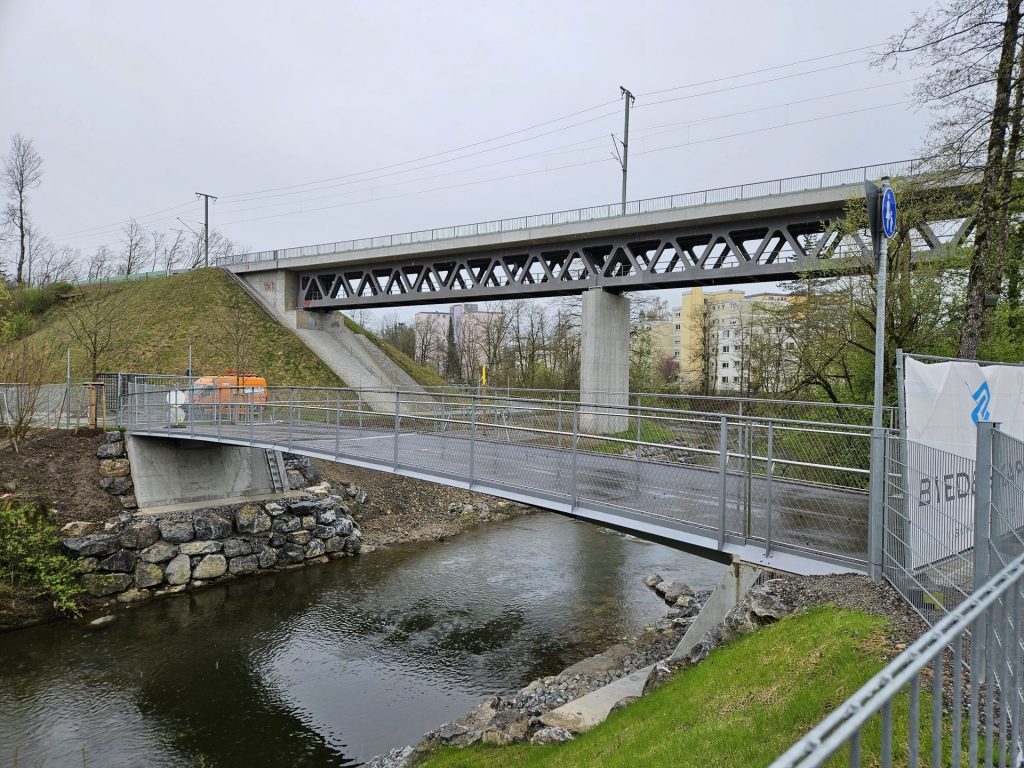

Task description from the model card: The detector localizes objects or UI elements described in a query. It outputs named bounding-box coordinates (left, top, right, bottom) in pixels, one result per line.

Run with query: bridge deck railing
left=124, top=382, right=879, bottom=569
left=217, top=158, right=927, bottom=267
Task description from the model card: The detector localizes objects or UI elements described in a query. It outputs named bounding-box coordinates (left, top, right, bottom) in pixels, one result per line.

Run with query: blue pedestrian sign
left=881, top=186, right=897, bottom=239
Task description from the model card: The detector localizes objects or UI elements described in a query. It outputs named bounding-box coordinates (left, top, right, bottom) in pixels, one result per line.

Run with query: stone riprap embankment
left=61, top=481, right=364, bottom=605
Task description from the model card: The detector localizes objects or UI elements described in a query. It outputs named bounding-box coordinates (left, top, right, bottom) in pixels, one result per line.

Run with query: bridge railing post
left=288, top=387, right=295, bottom=452
left=766, top=422, right=774, bottom=555
left=718, top=415, right=728, bottom=550
left=393, top=391, right=401, bottom=470
left=557, top=393, right=563, bottom=449
left=469, top=396, right=477, bottom=486
left=335, top=390, right=341, bottom=458
left=571, top=404, right=579, bottom=509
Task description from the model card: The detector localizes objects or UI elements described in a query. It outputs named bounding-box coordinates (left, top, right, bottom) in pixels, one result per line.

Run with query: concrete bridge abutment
left=580, top=288, right=630, bottom=434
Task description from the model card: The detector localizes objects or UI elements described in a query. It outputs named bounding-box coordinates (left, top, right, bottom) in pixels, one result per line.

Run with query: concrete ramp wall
left=127, top=435, right=281, bottom=509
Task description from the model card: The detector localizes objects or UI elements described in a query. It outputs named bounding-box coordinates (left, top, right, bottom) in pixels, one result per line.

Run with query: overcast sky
left=0, top=1, right=937, bottom=320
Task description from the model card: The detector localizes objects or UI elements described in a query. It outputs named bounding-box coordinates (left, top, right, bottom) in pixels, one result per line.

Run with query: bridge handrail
left=217, top=158, right=930, bottom=266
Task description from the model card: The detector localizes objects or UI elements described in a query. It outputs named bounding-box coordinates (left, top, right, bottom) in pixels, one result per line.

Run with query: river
left=0, top=512, right=725, bottom=767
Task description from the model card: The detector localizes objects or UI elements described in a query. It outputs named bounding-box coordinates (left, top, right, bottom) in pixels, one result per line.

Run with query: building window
left=674, top=324, right=680, bottom=330
left=673, top=351, right=679, bottom=357
left=730, top=319, right=737, bottom=325
left=733, top=376, right=740, bottom=383
left=721, top=345, right=729, bottom=353
left=720, top=330, right=730, bottom=339
left=721, top=361, right=729, bottom=369
left=721, top=376, right=729, bottom=384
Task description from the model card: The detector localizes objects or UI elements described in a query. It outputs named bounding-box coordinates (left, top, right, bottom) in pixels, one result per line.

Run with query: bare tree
left=2, top=134, right=43, bottom=285
left=26, top=231, right=79, bottom=285
left=688, top=301, right=717, bottom=395
left=414, top=315, right=436, bottom=369
left=119, top=218, right=148, bottom=276
left=64, top=288, right=123, bottom=379
left=0, top=337, right=58, bottom=452
left=86, top=245, right=113, bottom=281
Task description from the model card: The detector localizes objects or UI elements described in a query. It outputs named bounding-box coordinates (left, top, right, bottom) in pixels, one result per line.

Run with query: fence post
left=571, top=405, right=579, bottom=509
left=718, top=415, right=728, bottom=550
left=335, top=390, right=341, bottom=458
left=974, top=420, right=996, bottom=590
left=393, top=391, right=401, bottom=470
left=216, top=393, right=221, bottom=442
left=469, top=396, right=477, bottom=486
left=766, top=422, right=774, bottom=555
left=288, top=387, right=295, bottom=452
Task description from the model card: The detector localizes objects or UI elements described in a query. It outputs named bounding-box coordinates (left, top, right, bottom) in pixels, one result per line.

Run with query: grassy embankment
left=422, top=607, right=952, bottom=768
left=342, top=315, right=446, bottom=387
left=19, top=269, right=439, bottom=388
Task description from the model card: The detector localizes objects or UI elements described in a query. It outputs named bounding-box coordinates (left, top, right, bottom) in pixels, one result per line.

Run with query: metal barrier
left=124, top=382, right=877, bottom=570
left=775, top=424, right=1024, bottom=766
left=0, top=382, right=93, bottom=429
left=772, top=549, right=1024, bottom=768
left=217, top=159, right=926, bottom=267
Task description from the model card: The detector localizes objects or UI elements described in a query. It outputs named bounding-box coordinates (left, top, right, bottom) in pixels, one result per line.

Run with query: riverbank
left=311, top=459, right=534, bottom=545
left=368, top=573, right=926, bottom=767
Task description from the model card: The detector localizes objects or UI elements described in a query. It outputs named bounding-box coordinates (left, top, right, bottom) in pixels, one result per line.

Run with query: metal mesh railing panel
left=882, top=437, right=976, bottom=623
left=992, top=430, right=1024, bottom=571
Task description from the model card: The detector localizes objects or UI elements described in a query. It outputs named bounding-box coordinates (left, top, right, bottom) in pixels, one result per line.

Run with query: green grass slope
left=26, top=270, right=343, bottom=386
left=423, top=608, right=943, bottom=768
left=342, top=315, right=446, bottom=387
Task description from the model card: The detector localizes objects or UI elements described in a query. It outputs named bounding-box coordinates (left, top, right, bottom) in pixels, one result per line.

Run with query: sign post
left=868, top=177, right=895, bottom=581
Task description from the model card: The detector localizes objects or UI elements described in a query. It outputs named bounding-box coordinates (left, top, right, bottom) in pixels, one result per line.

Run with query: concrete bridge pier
left=580, top=288, right=630, bottom=434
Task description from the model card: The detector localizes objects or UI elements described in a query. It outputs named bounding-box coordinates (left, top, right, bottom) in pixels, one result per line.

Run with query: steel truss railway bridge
left=125, top=382, right=890, bottom=576
left=218, top=158, right=974, bottom=422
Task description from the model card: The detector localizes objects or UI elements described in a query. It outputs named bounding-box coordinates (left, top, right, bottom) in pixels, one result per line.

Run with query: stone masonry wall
left=61, top=482, right=363, bottom=605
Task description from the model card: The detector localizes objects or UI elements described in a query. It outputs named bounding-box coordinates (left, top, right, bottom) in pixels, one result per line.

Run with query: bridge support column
left=580, top=288, right=630, bottom=434
left=237, top=270, right=298, bottom=325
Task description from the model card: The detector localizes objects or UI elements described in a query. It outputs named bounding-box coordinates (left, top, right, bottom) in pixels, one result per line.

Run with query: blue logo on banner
left=971, top=381, right=992, bottom=424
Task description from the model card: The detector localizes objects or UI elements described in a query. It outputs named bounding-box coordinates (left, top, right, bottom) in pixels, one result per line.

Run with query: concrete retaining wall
left=127, top=436, right=279, bottom=508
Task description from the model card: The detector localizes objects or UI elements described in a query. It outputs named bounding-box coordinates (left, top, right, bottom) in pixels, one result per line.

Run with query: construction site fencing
left=772, top=548, right=1024, bottom=768
left=776, top=424, right=1024, bottom=766
left=123, top=383, right=877, bottom=569
left=0, top=382, right=94, bottom=429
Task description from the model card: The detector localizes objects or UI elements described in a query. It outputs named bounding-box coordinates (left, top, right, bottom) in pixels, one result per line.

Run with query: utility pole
left=195, top=192, right=217, bottom=267
left=611, top=86, right=635, bottom=216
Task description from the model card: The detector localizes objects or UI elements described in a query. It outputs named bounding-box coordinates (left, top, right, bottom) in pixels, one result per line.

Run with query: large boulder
left=303, top=539, right=325, bottom=559
left=279, top=543, right=305, bottom=564
left=288, top=530, right=312, bottom=546
left=192, top=554, right=227, bottom=580
left=287, top=500, right=318, bottom=516
left=235, top=504, right=271, bottom=534
left=100, top=476, right=133, bottom=495
left=662, top=582, right=695, bottom=604
left=324, top=536, right=346, bottom=553
left=229, top=554, right=259, bottom=575
left=98, top=459, right=131, bottom=478
left=272, top=515, right=301, bottom=534
left=179, top=540, right=223, bottom=556
left=335, top=517, right=354, bottom=537
left=96, top=441, right=125, bottom=459
left=158, top=518, right=194, bottom=544
left=343, top=531, right=363, bottom=554
left=134, top=562, right=164, bottom=589
left=64, top=533, right=120, bottom=557
left=81, top=573, right=133, bottom=597
left=223, top=538, right=253, bottom=558
left=311, top=524, right=335, bottom=539
left=257, top=548, right=278, bottom=569
left=164, top=554, right=191, bottom=585
left=193, top=512, right=233, bottom=539
left=99, top=549, right=137, bottom=573
left=119, top=521, right=160, bottom=549
left=531, top=727, right=574, bottom=745
left=139, top=540, right=178, bottom=563
left=315, top=506, right=337, bottom=525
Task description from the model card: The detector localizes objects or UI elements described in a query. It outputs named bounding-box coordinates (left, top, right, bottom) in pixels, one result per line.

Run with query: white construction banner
left=904, top=358, right=1024, bottom=457
left=903, top=358, right=1024, bottom=568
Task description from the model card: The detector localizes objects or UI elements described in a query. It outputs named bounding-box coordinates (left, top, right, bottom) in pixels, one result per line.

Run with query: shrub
left=0, top=500, right=83, bottom=615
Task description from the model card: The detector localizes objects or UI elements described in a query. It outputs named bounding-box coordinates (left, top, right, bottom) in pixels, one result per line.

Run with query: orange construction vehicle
left=185, top=371, right=267, bottom=421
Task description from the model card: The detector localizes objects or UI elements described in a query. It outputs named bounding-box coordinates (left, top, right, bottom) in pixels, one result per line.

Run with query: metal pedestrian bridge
left=124, top=382, right=885, bottom=576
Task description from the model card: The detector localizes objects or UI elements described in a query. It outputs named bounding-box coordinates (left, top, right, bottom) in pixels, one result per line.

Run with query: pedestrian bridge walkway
left=123, top=383, right=881, bottom=576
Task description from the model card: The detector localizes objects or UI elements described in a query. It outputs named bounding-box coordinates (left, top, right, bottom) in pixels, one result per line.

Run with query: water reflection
left=0, top=514, right=724, bottom=766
